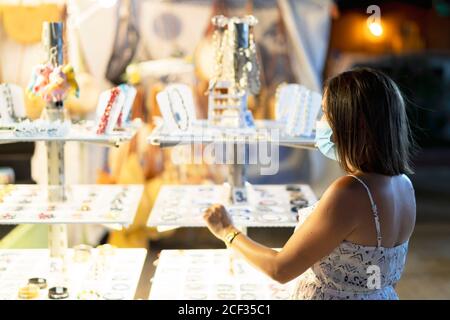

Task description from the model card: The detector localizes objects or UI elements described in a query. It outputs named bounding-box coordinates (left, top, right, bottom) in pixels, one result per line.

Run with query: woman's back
left=343, top=173, right=415, bottom=248
left=292, top=173, right=416, bottom=300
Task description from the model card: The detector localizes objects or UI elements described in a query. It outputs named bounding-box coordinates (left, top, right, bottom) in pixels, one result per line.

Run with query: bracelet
left=48, top=286, right=69, bottom=300
left=223, top=230, right=241, bottom=246
left=96, top=87, right=120, bottom=134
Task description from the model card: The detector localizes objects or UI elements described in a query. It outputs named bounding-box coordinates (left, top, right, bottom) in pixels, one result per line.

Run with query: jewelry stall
left=146, top=14, right=321, bottom=300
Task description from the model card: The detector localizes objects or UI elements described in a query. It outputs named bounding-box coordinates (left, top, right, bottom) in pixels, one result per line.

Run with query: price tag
left=232, top=187, right=248, bottom=204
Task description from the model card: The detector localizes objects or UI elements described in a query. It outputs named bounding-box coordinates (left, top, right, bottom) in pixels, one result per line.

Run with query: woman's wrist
left=221, top=225, right=239, bottom=242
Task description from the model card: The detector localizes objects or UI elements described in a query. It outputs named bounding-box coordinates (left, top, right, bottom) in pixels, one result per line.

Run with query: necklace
left=96, top=87, right=120, bottom=134
left=167, top=87, right=189, bottom=131
left=1, top=84, right=15, bottom=120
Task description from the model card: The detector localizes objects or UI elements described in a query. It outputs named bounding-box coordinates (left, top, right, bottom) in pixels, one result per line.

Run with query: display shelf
left=0, top=248, right=146, bottom=300
left=148, top=119, right=316, bottom=149
left=147, top=184, right=317, bottom=228
left=149, top=249, right=295, bottom=300
left=0, top=121, right=139, bottom=147
left=0, top=184, right=143, bottom=225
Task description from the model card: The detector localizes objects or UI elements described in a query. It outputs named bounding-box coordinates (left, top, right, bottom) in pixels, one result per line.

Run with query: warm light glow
left=368, top=22, right=383, bottom=37
left=98, top=0, right=118, bottom=8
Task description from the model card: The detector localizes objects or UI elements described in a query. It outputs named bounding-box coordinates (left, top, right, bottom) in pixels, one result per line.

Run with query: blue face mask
left=315, top=120, right=338, bottom=161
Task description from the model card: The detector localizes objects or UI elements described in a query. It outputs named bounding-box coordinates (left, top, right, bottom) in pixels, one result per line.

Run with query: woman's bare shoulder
left=317, top=176, right=367, bottom=221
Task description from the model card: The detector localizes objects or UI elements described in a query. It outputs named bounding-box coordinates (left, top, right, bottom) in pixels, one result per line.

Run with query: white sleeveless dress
left=291, top=175, right=409, bottom=300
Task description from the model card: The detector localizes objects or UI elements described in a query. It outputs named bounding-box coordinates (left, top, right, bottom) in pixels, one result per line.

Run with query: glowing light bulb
left=368, top=22, right=383, bottom=37
left=98, top=0, right=118, bottom=8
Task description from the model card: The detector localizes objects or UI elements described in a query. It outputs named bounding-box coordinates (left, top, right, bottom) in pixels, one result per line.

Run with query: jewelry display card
left=0, top=248, right=146, bottom=300
left=147, top=184, right=317, bottom=227
left=157, top=83, right=197, bottom=132
left=118, top=84, right=137, bottom=125
left=285, top=86, right=322, bottom=137
left=0, top=184, right=143, bottom=225
left=95, top=88, right=126, bottom=135
left=0, top=83, right=27, bottom=122
left=149, top=249, right=295, bottom=300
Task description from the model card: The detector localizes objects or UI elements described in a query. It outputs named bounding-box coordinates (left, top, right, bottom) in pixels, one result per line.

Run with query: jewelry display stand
left=0, top=120, right=139, bottom=147
left=0, top=22, right=146, bottom=299
left=0, top=248, right=146, bottom=300
left=148, top=184, right=317, bottom=228
left=149, top=249, right=295, bottom=300
left=0, top=184, right=143, bottom=225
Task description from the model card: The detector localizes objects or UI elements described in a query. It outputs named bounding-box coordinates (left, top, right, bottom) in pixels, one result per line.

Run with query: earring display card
left=0, top=184, right=143, bottom=225
left=147, top=184, right=317, bottom=227
left=149, top=249, right=295, bottom=300
left=0, top=248, right=146, bottom=300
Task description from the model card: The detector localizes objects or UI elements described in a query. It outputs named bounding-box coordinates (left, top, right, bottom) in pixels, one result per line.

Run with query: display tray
left=0, top=121, right=138, bottom=146
left=0, top=248, right=146, bottom=300
left=147, top=184, right=317, bottom=228
left=149, top=249, right=295, bottom=300
left=0, top=184, right=143, bottom=225
left=148, top=119, right=316, bottom=148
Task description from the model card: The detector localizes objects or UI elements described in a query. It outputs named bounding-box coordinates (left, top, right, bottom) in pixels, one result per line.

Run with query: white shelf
left=149, top=249, right=295, bottom=300
left=0, top=184, right=143, bottom=225
left=0, top=121, right=139, bottom=146
left=148, top=119, right=316, bottom=148
left=0, top=248, right=146, bottom=300
left=147, top=184, right=317, bottom=228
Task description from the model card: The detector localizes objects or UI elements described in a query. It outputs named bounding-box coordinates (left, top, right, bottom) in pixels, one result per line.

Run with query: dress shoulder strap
left=348, top=175, right=382, bottom=247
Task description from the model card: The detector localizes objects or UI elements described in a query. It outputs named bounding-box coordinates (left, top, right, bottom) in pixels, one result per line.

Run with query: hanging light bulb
left=368, top=21, right=383, bottom=37
left=98, top=0, right=118, bottom=8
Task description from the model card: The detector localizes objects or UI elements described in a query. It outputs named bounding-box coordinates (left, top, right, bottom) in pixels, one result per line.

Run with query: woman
left=203, top=68, right=416, bottom=300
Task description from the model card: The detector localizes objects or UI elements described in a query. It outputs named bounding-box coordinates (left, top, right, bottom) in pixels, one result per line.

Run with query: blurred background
left=0, top=0, right=449, bottom=299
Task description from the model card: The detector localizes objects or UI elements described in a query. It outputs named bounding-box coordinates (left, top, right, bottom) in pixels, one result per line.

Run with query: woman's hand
left=203, top=204, right=237, bottom=240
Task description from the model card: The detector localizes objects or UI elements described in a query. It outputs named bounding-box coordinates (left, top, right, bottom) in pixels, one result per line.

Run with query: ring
left=80, top=203, right=91, bottom=211
left=260, top=214, right=284, bottom=222
left=290, top=198, right=308, bottom=207
left=241, top=293, right=257, bottom=300
left=103, top=292, right=125, bottom=300
left=259, top=200, right=278, bottom=206
left=161, top=213, right=181, bottom=221
left=48, top=286, right=69, bottom=299
left=97, top=244, right=116, bottom=256
left=28, top=278, right=47, bottom=289
left=77, top=290, right=101, bottom=300
left=73, top=244, right=92, bottom=263
left=286, top=185, right=301, bottom=192
left=291, top=204, right=307, bottom=213
left=217, top=292, right=236, bottom=299
left=112, top=283, right=129, bottom=291
left=18, top=284, right=40, bottom=299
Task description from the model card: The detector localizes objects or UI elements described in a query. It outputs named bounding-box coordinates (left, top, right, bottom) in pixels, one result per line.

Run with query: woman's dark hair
left=324, top=67, right=414, bottom=176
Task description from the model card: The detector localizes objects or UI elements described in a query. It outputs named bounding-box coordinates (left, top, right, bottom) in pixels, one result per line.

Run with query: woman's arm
left=204, top=178, right=360, bottom=284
